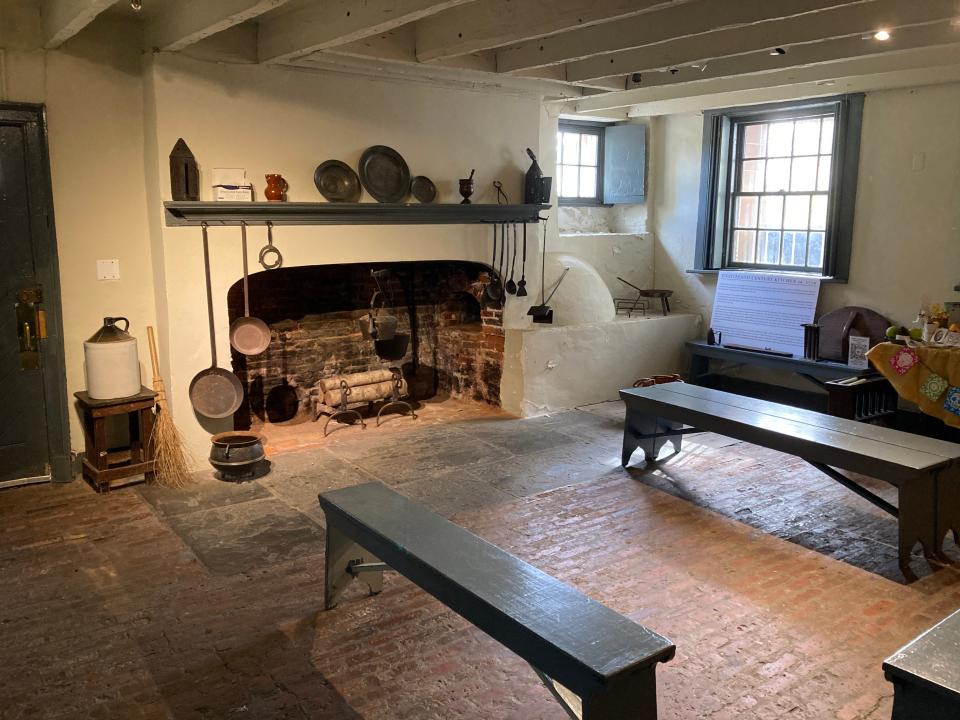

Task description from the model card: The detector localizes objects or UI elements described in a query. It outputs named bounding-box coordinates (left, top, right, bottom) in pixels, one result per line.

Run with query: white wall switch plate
left=96, top=259, right=120, bottom=280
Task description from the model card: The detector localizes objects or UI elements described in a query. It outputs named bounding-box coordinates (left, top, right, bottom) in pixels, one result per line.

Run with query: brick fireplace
left=227, top=261, right=504, bottom=427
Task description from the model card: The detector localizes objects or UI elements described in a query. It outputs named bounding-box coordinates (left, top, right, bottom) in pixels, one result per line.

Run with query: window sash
left=558, top=122, right=605, bottom=205
left=725, top=112, right=836, bottom=271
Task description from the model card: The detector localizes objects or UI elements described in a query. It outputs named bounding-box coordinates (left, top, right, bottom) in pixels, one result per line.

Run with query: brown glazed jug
left=264, top=173, right=287, bottom=202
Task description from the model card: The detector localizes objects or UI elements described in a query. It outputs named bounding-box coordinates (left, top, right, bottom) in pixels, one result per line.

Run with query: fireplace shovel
left=526, top=267, right=569, bottom=324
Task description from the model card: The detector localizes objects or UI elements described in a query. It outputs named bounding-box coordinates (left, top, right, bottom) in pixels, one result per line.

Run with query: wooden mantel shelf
left=163, top=201, right=550, bottom=227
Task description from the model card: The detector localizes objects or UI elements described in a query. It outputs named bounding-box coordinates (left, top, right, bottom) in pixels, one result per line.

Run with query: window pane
left=759, top=231, right=781, bottom=264
left=810, top=195, right=828, bottom=231
left=817, top=156, right=832, bottom=191
left=793, top=118, right=821, bottom=155
left=580, top=133, right=598, bottom=167
left=735, top=195, right=758, bottom=228
left=578, top=167, right=597, bottom=198
left=808, top=231, right=825, bottom=268
left=768, top=121, right=793, bottom=157
left=560, top=165, right=578, bottom=197
left=765, top=158, right=790, bottom=192
left=784, top=194, right=811, bottom=229
left=557, top=131, right=563, bottom=163
left=781, top=231, right=795, bottom=265
left=791, top=157, right=817, bottom=191
left=759, top=195, right=783, bottom=228
left=732, top=230, right=756, bottom=263
left=562, top=132, right=580, bottom=165
left=820, top=116, right=835, bottom=154
left=743, top=124, right=767, bottom=158
left=740, top=160, right=765, bottom=191
left=782, top=231, right=808, bottom=266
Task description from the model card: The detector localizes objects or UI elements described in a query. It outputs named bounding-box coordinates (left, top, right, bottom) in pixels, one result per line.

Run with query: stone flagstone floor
left=2, top=399, right=960, bottom=718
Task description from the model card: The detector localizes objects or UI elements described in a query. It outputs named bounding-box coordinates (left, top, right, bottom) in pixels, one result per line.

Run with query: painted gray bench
left=320, top=482, right=676, bottom=720
left=620, top=383, right=960, bottom=579
left=884, top=608, right=960, bottom=719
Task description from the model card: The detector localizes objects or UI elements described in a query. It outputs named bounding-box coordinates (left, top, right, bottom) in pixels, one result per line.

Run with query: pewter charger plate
left=358, top=145, right=410, bottom=203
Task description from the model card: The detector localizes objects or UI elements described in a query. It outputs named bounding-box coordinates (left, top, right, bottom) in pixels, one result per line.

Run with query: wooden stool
left=74, top=387, right=157, bottom=492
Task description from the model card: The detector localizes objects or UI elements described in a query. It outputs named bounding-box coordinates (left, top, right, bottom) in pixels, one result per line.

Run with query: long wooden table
left=620, top=383, right=960, bottom=578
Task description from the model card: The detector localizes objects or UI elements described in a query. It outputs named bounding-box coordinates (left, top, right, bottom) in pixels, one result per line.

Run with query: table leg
left=129, top=411, right=142, bottom=464
left=141, top=406, right=156, bottom=482
left=897, top=474, right=938, bottom=578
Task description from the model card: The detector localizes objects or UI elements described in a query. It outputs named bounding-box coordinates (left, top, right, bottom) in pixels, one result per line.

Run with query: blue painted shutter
left=602, top=124, right=646, bottom=204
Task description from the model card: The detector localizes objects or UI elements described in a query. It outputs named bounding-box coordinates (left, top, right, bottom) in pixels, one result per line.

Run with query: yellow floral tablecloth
left=868, top=341, right=960, bottom=428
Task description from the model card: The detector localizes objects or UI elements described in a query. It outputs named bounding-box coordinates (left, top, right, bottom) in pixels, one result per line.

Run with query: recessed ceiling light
left=874, top=29, right=891, bottom=41
left=769, top=47, right=787, bottom=56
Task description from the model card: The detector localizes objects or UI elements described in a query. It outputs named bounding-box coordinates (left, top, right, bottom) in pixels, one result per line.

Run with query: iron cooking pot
left=209, top=431, right=265, bottom=476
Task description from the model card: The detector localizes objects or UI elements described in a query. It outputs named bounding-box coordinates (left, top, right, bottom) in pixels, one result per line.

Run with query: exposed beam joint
left=498, top=0, right=869, bottom=73
left=145, top=0, right=291, bottom=53
left=567, top=0, right=960, bottom=81
left=258, top=0, right=474, bottom=65
left=41, top=0, right=115, bottom=49
left=415, top=0, right=693, bottom=63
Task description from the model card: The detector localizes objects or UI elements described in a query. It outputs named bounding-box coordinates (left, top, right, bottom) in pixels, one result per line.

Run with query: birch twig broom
left=147, top=325, right=192, bottom=488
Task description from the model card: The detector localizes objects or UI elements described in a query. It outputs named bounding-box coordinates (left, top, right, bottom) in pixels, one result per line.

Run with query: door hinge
left=16, top=286, right=42, bottom=304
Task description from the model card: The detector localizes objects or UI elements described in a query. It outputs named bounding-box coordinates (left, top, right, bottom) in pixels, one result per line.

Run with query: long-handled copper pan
left=189, top=223, right=244, bottom=418
left=229, top=222, right=271, bottom=356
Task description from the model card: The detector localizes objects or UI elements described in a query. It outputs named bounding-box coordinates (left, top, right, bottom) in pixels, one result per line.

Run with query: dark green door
left=0, top=105, right=70, bottom=485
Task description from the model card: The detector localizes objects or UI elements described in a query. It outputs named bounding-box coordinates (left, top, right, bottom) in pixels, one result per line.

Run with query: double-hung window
left=695, top=95, right=864, bottom=280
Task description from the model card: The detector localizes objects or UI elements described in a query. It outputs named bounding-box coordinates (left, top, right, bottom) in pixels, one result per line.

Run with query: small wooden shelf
left=164, top=201, right=549, bottom=227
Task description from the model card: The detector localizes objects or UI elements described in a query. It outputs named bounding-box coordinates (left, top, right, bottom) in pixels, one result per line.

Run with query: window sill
left=686, top=267, right=846, bottom=283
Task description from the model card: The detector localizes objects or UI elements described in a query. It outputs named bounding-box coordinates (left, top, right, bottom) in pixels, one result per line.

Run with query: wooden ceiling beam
left=497, top=0, right=868, bottom=73
left=414, top=0, right=692, bottom=63
left=41, top=0, right=115, bottom=49
left=145, top=0, right=290, bottom=52
left=564, top=44, right=960, bottom=115
left=566, top=0, right=960, bottom=81
left=615, top=20, right=960, bottom=90
left=258, top=0, right=474, bottom=64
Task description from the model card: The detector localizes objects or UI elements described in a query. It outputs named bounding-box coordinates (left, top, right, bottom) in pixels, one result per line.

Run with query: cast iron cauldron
left=209, top=431, right=266, bottom=480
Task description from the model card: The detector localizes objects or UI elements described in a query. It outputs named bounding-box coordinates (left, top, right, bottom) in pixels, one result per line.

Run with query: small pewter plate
left=314, top=160, right=362, bottom=203
left=410, top=176, right=437, bottom=203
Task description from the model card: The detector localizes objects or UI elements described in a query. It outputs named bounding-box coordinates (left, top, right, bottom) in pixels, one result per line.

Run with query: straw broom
left=147, top=325, right=193, bottom=488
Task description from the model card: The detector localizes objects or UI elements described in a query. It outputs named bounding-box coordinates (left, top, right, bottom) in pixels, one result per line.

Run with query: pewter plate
left=358, top=145, right=410, bottom=203
left=314, top=160, right=362, bottom=203
left=411, top=175, right=437, bottom=204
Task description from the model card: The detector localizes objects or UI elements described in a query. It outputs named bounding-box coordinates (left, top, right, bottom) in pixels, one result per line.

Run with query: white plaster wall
left=553, top=232, right=654, bottom=300
left=651, top=83, right=960, bottom=329
left=143, top=53, right=548, bottom=462
left=503, top=313, right=701, bottom=416
left=1, top=8, right=157, bottom=455
left=649, top=113, right=717, bottom=321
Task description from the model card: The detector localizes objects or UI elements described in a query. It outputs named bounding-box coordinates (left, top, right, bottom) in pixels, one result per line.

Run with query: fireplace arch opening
left=226, top=260, right=503, bottom=428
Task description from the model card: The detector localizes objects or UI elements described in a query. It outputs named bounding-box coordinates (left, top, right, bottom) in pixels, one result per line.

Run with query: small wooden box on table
left=74, top=386, right=157, bottom=492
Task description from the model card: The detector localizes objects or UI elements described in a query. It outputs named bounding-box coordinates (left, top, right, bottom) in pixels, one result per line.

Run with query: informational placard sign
left=711, top=271, right=821, bottom=357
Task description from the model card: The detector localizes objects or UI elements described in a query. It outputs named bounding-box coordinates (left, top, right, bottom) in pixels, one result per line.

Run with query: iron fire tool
left=505, top=223, right=518, bottom=295
left=527, top=218, right=570, bottom=324
left=516, top=222, right=528, bottom=297
left=485, top=223, right=502, bottom=302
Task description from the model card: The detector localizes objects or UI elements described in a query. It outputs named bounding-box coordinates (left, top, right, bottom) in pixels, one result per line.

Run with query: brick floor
left=2, top=400, right=960, bottom=719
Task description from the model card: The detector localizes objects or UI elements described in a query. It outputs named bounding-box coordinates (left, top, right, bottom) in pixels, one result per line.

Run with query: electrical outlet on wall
left=96, top=259, right=120, bottom=280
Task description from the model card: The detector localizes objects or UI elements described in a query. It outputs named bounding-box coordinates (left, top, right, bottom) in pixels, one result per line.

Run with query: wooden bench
left=884, top=608, right=960, bottom=719
left=620, top=383, right=960, bottom=579
left=320, top=482, right=675, bottom=719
